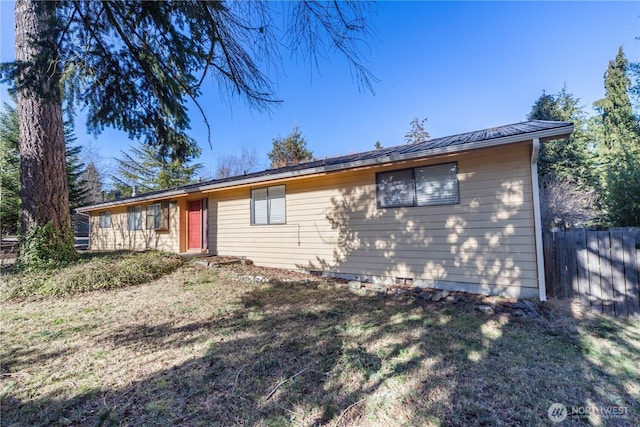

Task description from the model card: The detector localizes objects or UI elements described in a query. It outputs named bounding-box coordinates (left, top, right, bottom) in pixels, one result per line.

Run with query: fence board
left=597, top=231, right=614, bottom=316
left=566, top=232, right=578, bottom=297
left=557, top=233, right=569, bottom=298
left=610, top=232, right=627, bottom=317
left=586, top=231, right=603, bottom=314
left=575, top=230, right=590, bottom=306
left=543, top=232, right=557, bottom=297
left=622, top=232, right=639, bottom=317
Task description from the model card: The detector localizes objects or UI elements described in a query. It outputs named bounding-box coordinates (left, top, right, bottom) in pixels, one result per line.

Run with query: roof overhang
left=77, top=123, right=573, bottom=213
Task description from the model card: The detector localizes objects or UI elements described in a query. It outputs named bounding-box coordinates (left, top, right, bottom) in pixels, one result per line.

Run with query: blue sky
left=1, top=1, right=639, bottom=182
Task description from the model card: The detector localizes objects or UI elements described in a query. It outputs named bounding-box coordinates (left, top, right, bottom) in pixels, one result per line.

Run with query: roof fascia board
left=78, top=124, right=573, bottom=213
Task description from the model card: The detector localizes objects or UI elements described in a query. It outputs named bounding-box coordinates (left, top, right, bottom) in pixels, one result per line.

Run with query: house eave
left=77, top=123, right=573, bottom=213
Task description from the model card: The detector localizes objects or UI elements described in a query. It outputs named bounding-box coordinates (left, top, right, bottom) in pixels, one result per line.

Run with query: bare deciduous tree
left=539, top=175, right=599, bottom=230
left=215, top=147, right=259, bottom=179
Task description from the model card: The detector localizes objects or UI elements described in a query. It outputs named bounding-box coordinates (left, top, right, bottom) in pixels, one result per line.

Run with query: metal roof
left=77, top=120, right=573, bottom=212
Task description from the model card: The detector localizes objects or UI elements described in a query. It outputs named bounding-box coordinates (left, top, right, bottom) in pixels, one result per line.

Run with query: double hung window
left=146, top=202, right=170, bottom=230
left=251, top=185, right=286, bottom=225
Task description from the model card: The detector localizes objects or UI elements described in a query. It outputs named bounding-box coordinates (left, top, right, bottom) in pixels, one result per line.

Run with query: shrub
left=18, top=222, right=78, bottom=270
left=2, top=251, right=184, bottom=299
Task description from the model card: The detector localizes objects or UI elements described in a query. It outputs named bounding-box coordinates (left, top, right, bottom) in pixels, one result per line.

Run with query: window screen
left=99, top=211, right=111, bottom=228
left=146, top=202, right=169, bottom=230
left=376, top=169, right=415, bottom=208
left=251, top=185, right=285, bottom=225
left=376, top=162, right=459, bottom=208
left=415, top=163, right=459, bottom=206
left=127, top=206, right=142, bottom=230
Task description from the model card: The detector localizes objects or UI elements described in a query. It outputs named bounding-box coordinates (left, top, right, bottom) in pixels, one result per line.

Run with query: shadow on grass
left=2, top=280, right=639, bottom=426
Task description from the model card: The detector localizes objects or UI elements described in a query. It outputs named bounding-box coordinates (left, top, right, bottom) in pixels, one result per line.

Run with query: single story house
left=77, top=120, right=573, bottom=300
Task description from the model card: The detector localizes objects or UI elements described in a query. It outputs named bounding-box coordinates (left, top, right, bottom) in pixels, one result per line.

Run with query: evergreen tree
left=528, top=87, right=598, bottom=228
left=0, top=103, right=20, bottom=236
left=268, top=126, right=314, bottom=168
left=64, top=127, right=89, bottom=211
left=593, top=47, right=640, bottom=152
left=593, top=47, right=640, bottom=226
left=527, top=87, right=593, bottom=186
left=113, top=144, right=202, bottom=196
left=1, top=103, right=88, bottom=235
left=404, top=117, right=430, bottom=144
left=2, top=0, right=376, bottom=266
left=81, top=163, right=103, bottom=205
left=628, top=61, right=640, bottom=114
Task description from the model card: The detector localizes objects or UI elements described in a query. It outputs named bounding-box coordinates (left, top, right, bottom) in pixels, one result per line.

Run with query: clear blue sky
left=1, top=1, right=638, bottom=182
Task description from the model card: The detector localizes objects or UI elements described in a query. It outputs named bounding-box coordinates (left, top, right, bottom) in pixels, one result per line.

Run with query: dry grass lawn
left=1, top=258, right=639, bottom=426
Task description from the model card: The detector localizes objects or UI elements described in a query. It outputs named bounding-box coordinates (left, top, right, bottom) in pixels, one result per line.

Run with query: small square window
left=376, top=169, right=415, bottom=208
left=127, top=206, right=142, bottom=230
left=251, top=185, right=286, bottom=225
left=146, top=202, right=169, bottom=230
left=415, top=163, right=459, bottom=206
left=98, top=211, right=111, bottom=228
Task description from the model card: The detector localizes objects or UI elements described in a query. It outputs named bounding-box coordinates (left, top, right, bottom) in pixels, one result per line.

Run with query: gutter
left=77, top=124, right=574, bottom=213
left=530, top=138, right=547, bottom=301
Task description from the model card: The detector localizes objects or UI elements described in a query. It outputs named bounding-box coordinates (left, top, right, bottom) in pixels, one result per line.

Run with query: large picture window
left=376, top=162, right=459, bottom=208
left=127, top=206, right=142, bottom=230
left=98, top=211, right=111, bottom=228
left=146, top=202, right=170, bottom=230
left=251, top=185, right=286, bottom=225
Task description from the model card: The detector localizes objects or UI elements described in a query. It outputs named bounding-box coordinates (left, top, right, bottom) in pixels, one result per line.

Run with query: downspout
left=531, top=138, right=547, bottom=301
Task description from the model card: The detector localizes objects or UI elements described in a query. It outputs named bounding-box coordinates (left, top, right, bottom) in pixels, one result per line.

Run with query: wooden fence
left=543, top=229, right=640, bottom=317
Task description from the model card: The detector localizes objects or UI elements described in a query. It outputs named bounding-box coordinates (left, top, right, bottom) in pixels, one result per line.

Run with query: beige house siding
left=89, top=202, right=180, bottom=252
left=212, top=142, right=539, bottom=298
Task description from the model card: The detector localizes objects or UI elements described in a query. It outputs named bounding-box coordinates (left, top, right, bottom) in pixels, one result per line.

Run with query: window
left=376, top=162, right=459, bottom=208
left=127, top=206, right=142, bottom=230
left=146, top=202, right=170, bottom=230
left=98, top=211, right=111, bottom=228
left=251, top=185, right=286, bottom=225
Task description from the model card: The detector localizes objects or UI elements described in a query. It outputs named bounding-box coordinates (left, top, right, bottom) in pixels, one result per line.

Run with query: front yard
left=1, top=254, right=638, bottom=426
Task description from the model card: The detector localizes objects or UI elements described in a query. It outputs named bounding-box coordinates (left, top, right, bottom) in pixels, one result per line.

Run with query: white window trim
left=251, top=185, right=286, bottom=225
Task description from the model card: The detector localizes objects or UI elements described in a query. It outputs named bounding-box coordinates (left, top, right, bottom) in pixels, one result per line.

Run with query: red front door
left=188, top=200, right=202, bottom=249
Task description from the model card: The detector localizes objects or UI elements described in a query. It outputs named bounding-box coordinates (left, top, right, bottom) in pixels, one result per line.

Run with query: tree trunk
left=14, top=0, right=70, bottom=233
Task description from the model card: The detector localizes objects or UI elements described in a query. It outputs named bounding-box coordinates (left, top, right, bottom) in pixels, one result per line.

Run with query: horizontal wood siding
left=89, top=203, right=179, bottom=252
left=213, top=143, right=538, bottom=296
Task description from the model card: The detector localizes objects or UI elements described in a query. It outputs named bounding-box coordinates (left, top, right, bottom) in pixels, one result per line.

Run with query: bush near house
left=1, top=250, right=183, bottom=299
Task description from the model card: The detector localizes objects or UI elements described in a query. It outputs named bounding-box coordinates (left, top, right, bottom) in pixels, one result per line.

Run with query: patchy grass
left=1, top=262, right=638, bottom=426
left=1, top=251, right=183, bottom=300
